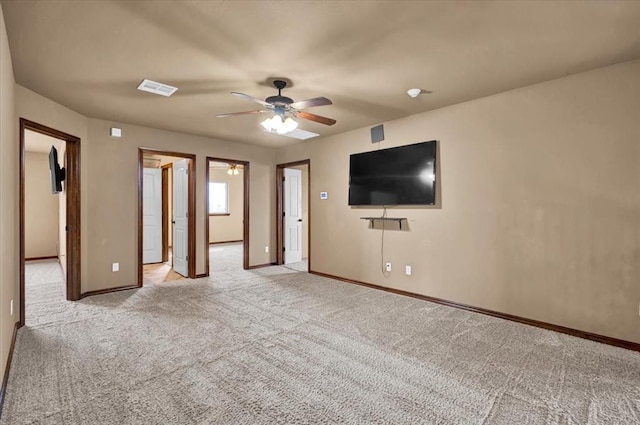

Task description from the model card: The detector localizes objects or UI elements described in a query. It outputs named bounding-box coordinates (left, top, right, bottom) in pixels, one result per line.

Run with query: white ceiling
left=4, top=1, right=640, bottom=148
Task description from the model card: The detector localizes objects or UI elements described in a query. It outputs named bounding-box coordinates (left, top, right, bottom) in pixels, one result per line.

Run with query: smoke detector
left=407, top=88, right=422, bottom=98
left=137, top=79, right=178, bottom=97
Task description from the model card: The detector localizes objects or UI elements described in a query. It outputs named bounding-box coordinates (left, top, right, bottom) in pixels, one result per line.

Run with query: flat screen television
left=49, top=146, right=65, bottom=194
left=348, top=140, right=437, bottom=206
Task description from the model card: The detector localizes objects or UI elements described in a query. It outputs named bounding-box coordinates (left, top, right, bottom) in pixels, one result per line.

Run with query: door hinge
left=283, top=246, right=285, bottom=252
left=186, top=255, right=189, bottom=261
left=283, top=211, right=285, bottom=217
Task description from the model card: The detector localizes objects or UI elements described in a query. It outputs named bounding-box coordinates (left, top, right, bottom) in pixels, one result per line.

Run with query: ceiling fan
left=216, top=80, right=336, bottom=134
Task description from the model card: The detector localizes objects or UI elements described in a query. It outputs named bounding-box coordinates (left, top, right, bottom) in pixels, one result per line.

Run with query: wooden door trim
left=19, top=119, right=81, bottom=328
left=276, top=160, right=310, bottom=268
left=161, top=163, right=172, bottom=263
left=205, top=157, right=250, bottom=274
left=138, top=149, right=196, bottom=285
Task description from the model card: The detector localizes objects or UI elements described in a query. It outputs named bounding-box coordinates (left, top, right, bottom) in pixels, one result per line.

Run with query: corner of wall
left=0, top=0, right=19, bottom=381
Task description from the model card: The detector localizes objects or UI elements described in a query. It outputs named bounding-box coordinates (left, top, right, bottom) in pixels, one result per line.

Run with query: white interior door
left=284, top=168, right=303, bottom=264
left=173, top=159, right=189, bottom=277
left=143, top=168, right=162, bottom=264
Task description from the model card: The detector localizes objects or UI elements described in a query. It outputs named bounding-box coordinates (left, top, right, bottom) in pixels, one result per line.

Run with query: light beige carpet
left=3, top=257, right=639, bottom=424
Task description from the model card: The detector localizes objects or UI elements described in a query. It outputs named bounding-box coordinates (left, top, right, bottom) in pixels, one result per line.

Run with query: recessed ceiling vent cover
left=276, top=128, right=319, bottom=140
left=137, top=79, right=178, bottom=97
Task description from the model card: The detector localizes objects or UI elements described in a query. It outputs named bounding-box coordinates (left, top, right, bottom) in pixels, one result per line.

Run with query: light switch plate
left=320, top=192, right=328, bottom=200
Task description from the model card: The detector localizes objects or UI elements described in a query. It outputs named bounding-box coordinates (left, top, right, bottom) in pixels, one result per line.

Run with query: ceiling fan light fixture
left=227, top=164, right=240, bottom=175
left=218, top=79, right=336, bottom=135
left=260, top=117, right=273, bottom=130
left=271, top=114, right=283, bottom=128
left=283, top=117, right=298, bottom=132
left=261, top=114, right=298, bottom=134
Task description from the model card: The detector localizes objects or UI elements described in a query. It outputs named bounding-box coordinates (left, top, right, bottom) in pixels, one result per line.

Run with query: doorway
left=19, top=119, right=81, bottom=328
left=205, top=157, right=250, bottom=274
left=138, top=149, right=196, bottom=285
left=276, top=160, right=310, bottom=271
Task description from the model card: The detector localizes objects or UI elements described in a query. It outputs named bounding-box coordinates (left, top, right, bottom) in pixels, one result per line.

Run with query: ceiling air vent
left=137, top=79, right=178, bottom=97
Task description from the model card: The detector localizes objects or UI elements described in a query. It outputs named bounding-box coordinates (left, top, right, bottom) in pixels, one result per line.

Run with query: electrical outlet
left=385, top=262, right=392, bottom=272
left=405, top=265, right=412, bottom=276
left=265, top=246, right=269, bottom=253
left=10, top=300, right=13, bottom=316
left=112, top=263, right=119, bottom=272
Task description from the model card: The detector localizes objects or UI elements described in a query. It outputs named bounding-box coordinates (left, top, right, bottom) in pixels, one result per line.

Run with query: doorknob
left=297, top=219, right=302, bottom=222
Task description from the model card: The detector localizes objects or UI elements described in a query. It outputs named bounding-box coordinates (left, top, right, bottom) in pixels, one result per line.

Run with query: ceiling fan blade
left=296, top=111, right=337, bottom=126
left=216, top=110, right=268, bottom=118
left=230, top=92, right=271, bottom=107
left=290, top=96, right=332, bottom=110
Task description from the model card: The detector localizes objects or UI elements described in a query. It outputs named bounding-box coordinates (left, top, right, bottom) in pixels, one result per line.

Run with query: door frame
left=141, top=167, right=163, bottom=264
left=276, top=159, right=310, bottom=268
left=19, top=119, right=82, bottom=328
left=205, top=157, right=250, bottom=273
left=138, top=148, right=196, bottom=285
left=161, top=163, right=172, bottom=263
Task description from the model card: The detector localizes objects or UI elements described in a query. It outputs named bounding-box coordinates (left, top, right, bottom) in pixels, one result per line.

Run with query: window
left=208, top=182, right=228, bottom=214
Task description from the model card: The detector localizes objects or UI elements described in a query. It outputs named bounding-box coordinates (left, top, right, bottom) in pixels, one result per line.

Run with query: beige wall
left=16, top=89, right=277, bottom=293
left=277, top=60, right=640, bottom=344
left=16, top=85, right=89, bottom=291
left=24, top=151, right=59, bottom=258
left=209, top=167, right=243, bottom=243
left=0, top=1, right=17, bottom=383
left=85, top=119, right=276, bottom=290
left=3, top=0, right=638, bottom=353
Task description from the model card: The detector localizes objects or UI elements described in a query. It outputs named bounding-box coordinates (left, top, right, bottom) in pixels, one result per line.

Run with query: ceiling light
left=271, top=115, right=283, bottom=128
left=407, top=88, right=422, bottom=98
left=260, top=114, right=298, bottom=135
left=283, top=117, right=298, bottom=132
left=260, top=117, right=273, bottom=131
left=227, top=164, right=240, bottom=175
left=278, top=117, right=298, bottom=135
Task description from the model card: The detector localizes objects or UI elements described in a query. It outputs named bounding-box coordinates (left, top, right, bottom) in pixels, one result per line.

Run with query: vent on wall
left=137, top=79, right=178, bottom=97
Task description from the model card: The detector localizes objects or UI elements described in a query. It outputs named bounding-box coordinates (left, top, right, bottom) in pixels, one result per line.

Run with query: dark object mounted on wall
left=370, top=124, right=384, bottom=143
left=49, top=145, right=66, bottom=194
left=349, top=140, right=437, bottom=206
